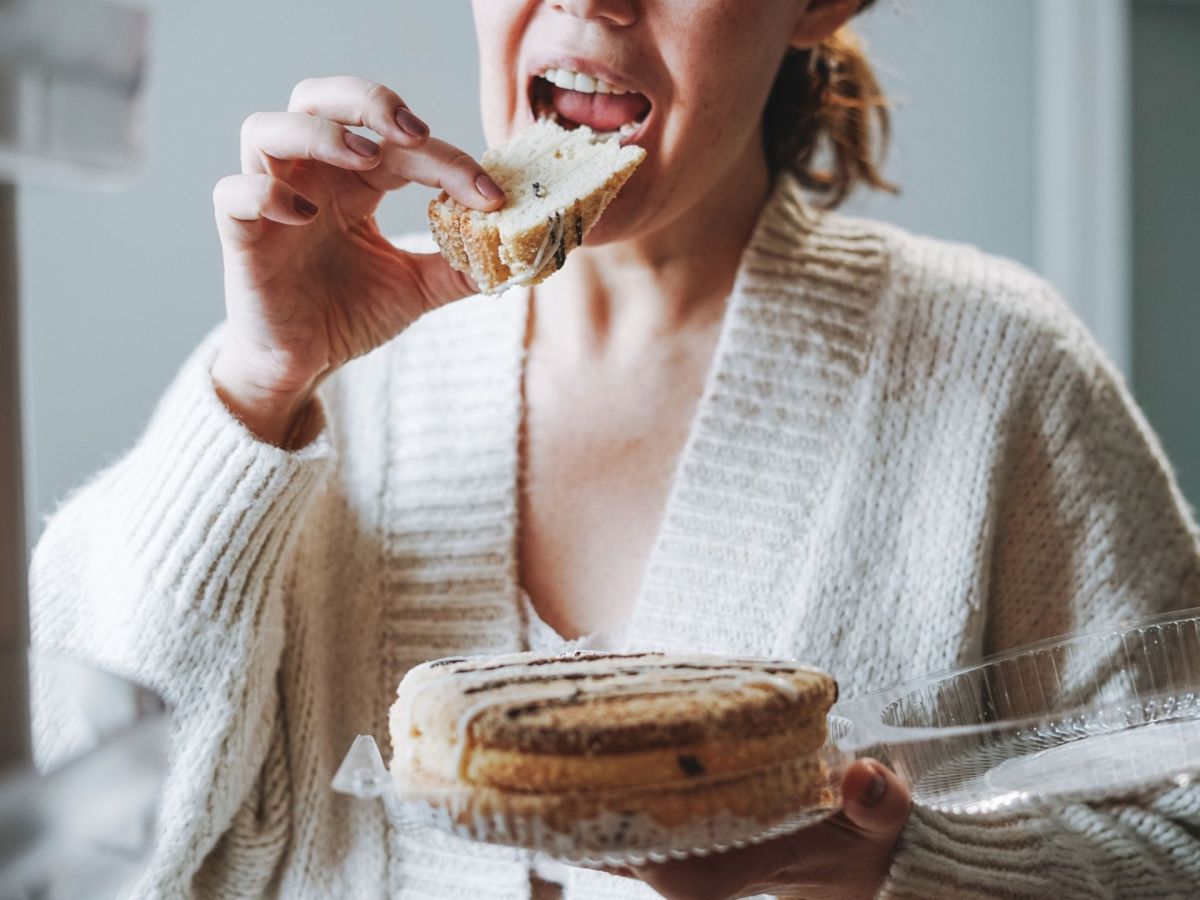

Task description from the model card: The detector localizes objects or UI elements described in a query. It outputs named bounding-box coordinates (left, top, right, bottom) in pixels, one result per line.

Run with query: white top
left=520, top=590, right=627, bottom=655
left=27, top=173, right=1200, bottom=899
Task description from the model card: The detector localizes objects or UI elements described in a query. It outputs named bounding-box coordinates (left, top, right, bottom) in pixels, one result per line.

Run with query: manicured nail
left=293, top=195, right=319, bottom=217
left=395, top=106, right=429, bottom=139
left=344, top=132, right=380, bottom=158
left=476, top=174, right=505, bottom=202
left=860, top=765, right=887, bottom=807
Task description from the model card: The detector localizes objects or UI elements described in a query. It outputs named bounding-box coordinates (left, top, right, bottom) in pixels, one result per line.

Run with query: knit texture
left=28, top=173, right=1200, bottom=899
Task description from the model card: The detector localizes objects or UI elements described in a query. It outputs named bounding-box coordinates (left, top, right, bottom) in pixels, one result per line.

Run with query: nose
left=546, top=0, right=637, bottom=27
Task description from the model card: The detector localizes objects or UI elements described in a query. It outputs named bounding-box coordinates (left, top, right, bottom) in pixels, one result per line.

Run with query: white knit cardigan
left=29, top=174, right=1200, bottom=899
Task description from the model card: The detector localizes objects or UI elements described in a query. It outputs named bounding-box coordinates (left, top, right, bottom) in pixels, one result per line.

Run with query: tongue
left=551, top=85, right=650, bottom=133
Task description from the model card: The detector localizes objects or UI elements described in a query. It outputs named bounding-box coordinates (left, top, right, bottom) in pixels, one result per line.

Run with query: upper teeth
left=542, top=68, right=627, bottom=95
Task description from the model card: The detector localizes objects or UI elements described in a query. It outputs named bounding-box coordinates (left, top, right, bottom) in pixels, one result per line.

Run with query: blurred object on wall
left=0, top=0, right=148, bottom=187
left=0, top=0, right=150, bottom=774
left=0, top=651, right=169, bottom=900
left=1, top=5, right=156, bottom=898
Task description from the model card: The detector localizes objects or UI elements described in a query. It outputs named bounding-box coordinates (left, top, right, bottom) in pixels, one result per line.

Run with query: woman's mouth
left=530, top=66, right=652, bottom=144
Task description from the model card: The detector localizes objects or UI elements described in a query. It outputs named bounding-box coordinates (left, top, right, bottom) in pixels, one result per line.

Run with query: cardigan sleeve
left=28, top=327, right=335, bottom=897
left=877, top=307, right=1200, bottom=899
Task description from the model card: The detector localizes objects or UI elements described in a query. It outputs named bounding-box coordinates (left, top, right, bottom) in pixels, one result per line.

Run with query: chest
left=517, top=339, right=714, bottom=639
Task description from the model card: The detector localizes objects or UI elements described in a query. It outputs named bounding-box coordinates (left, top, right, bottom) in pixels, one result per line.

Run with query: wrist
left=210, top=349, right=319, bottom=449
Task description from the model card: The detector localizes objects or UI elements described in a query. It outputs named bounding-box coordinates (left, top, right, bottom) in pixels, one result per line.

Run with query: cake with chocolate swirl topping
left=388, top=651, right=839, bottom=857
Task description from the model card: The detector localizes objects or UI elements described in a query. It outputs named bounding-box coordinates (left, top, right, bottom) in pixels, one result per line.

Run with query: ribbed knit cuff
left=30, top=329, right=335, bottom=702
left=877, top=806, right=1070, bottom=899
left=108, top=333, right=334, bottom=624
left=877, top=790, right=1200, bottom=900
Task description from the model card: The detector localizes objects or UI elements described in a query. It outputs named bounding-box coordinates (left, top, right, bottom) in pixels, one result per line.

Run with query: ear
left=790, top=0, right=861, bottom=49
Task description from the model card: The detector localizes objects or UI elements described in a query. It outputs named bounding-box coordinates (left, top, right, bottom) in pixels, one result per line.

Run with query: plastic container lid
left=831, top=607, right=1200, bottom=814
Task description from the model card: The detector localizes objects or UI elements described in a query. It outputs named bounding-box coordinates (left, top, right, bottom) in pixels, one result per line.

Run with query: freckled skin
left=469, top=0, right=814, bottom=248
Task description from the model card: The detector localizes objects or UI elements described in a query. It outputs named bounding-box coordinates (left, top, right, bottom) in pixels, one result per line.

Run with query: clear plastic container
left=334, top=609, right=1200, bottom=862
left=334, top=733, right=850, bottom=866
left=831, top=607, right=1200, bottom=815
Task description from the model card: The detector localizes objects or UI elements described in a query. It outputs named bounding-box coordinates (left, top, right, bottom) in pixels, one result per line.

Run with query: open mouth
left=530, top=66, right=652, bottom=144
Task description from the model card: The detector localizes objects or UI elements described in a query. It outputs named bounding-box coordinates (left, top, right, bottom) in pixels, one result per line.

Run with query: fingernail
left=344, top=132, right=380, bottom=158
left=293, top=195, right=319, bottom=217
left=395, top=106, right=429, bottom=139
left=476, top=174, right=505, bottom=202
left=860, top=766, right=887, bottom=807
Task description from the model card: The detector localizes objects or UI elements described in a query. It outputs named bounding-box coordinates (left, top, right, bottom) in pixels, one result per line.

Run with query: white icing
left=482, top=212, right=566, bottom=296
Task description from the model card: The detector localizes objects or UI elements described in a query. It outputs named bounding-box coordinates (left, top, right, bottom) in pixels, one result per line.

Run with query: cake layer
left=394, top=753, right=830, bottom=835
left=428, top=119, right=645, bottom=293
left=390, top=651, right=838, bottom=787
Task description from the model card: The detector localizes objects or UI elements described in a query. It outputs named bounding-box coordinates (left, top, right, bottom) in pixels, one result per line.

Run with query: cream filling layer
left=449, top=719, right=828, bottom=792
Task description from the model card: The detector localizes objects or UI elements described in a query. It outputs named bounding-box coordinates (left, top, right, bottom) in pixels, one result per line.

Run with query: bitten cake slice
left=428, top=119, right=646, bottom=295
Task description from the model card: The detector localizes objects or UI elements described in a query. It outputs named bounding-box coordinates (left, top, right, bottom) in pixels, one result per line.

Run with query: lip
left=524, top=53, right=655, bottom=148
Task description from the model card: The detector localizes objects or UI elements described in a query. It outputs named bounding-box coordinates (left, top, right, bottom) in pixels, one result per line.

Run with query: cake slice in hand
left=428, top=119, right=646, bottom=295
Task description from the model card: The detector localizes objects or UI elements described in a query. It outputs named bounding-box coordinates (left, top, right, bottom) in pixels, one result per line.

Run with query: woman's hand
left=210, top=76, right=507, bottom=446
left=613, top=759, right=911, bottom=900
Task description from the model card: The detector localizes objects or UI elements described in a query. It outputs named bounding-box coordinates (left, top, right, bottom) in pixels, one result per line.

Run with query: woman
left=30, top=0, right=1200, bottom=897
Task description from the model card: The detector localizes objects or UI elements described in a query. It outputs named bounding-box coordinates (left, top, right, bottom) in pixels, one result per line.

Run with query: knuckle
left=240, top=111, right=267, bottom=142
left=448, top=151, right=479, bottom=176
left=257, top=176, right=277, bottom=209
left=212, top=174, right=238, bottom=207
left=363, top=81, right=394, bottom=109
left=289, top=77, right=317, bottom=109
left=310, top=119, right=336, bottom=158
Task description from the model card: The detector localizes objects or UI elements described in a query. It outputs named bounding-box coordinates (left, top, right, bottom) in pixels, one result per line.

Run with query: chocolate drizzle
left=462, top=665, right=800, bottom=697
left=553, top=212, right=567, bottom=270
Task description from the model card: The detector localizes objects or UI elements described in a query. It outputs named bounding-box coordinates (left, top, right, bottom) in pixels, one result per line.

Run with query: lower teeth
left=539, top=110, right=642, bottom=139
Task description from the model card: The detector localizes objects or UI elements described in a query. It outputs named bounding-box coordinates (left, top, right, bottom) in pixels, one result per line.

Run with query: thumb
left=404, top=251, right=482, bottom=311
left=839, top=758, right=911, bottom=840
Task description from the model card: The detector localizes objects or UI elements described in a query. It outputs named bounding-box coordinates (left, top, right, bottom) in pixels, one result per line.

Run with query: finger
left=363, top=136, right=506, bottom=211
left=840, top=759, right=911, bottom=840
left=288, top=75, right=429, bottom=148
left=240, top=111, right=382, bottom=177
left=213, top=173, right=319, bottom=242
left=397, top=251, right=482, bottom=311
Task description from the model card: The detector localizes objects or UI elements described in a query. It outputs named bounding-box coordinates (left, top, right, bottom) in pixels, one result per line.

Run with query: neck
left=531, top=142, right=772, bottom=362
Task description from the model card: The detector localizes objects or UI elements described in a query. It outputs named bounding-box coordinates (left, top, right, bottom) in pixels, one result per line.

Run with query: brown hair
left=763, top=0, right=897, bottom=209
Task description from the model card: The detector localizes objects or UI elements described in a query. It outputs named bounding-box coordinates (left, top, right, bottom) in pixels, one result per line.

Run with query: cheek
left=658, top=4, right=791, bottom=140
left=472, top=2, right=529, bottom=145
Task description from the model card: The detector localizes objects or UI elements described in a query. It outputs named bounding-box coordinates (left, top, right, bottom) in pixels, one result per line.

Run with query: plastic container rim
left=833, top=605, right=1200, bottom=750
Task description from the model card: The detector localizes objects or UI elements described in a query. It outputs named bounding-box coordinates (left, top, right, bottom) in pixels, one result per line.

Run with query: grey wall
left=18, top=0, right=1189, bottom=540
left=18, top=0, right=483, bottom=538
left=850, top=0, right=1038, bottom=270
left=1131, top=0, right=1200, bottom=511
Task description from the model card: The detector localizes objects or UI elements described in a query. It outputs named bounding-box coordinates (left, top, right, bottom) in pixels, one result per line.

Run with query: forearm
left=27, top=327, right=334, bottom=704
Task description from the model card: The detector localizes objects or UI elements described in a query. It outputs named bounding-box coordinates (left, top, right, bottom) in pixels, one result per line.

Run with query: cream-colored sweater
left=29, top=174, right=1200, bottom=899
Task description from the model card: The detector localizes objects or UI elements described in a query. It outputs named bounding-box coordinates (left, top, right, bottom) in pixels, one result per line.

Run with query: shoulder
left=756, top=180, right=1099, bottom=380
left=844, top=212, right=1089, bottom=358
left=800, top=209, right=1114, bottom=398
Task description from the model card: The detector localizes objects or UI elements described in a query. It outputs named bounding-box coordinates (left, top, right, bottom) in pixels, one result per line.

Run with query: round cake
left=388, top=650, right=840, bottom=861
